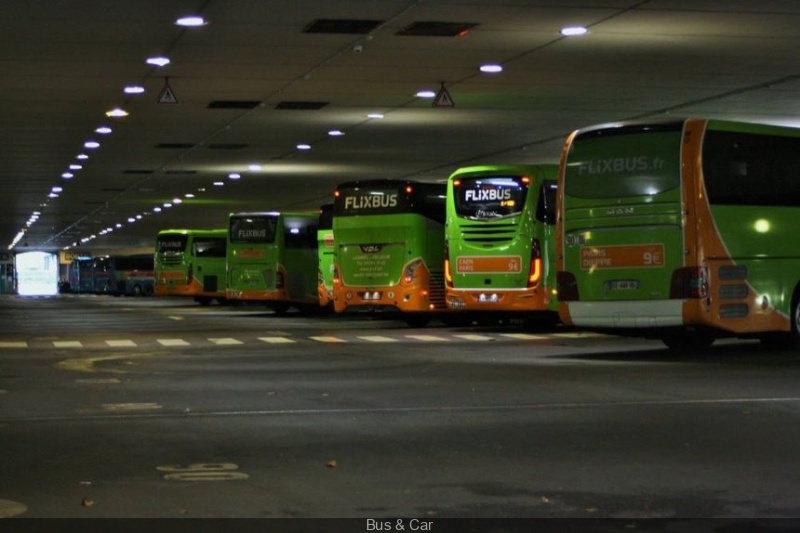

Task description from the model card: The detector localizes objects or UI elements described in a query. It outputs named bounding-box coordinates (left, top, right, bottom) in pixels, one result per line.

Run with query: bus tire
left=762, top=287, right=800, bottom=349
left=661, top=328, right=715, bottom=351
left=132, top=284, right=143, bottom=296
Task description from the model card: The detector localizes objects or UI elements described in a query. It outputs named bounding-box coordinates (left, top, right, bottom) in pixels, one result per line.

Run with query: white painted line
left=157, top=339, right=191, bottom=347
left=209, top=338, right=244, bottom=345
left=357, top=336, right=398, bottom=343
left=405, top=335, right=449, bottom=342
left=259, top=337, right=296, bottom=344
left=310, top=336, right=347, bottom=343
left=500, top=333, right=548, bottom=340
left=102, top=402, right=162, bottom=412
left=552, top=332, right=609, bottom=339
left=0, top=342, right=27, bottom=349
left=53, top=340, right=83, bottom=348
left=452, top=334, right=494, bottom=341
left=105, top=340, right=137, bottom=347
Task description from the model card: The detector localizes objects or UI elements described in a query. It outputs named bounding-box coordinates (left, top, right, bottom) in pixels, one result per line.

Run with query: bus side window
left=536, top=180, right=557, bottom=224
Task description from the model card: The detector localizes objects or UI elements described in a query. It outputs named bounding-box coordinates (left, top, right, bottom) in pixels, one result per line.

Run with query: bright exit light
left=754, top=219, right=771, bottom=233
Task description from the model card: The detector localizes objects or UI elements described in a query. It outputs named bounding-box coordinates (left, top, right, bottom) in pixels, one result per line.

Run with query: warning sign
left=433, top=84, right=454, bottom=107
left=157, top=79, right=178, bottom=104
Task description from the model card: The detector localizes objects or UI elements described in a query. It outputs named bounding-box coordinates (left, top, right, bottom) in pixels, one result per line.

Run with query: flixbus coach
left=331, top=179, right=447, bottom=327
left=154, top=229, right=228, bottom=305
left=226, top=211, right=319, bottom=314
left=444, top=164, right=559, bottom=323
left=557, top=118, right=800, bottom=349
left=317, top=203, right=335, bottom=308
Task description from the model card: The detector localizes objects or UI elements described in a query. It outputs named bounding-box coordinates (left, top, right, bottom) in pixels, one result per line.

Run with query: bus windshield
left=157, top=235, right=188, bottom=253
left=453, top=176, right=528, bottom=220
left=229, top=215, right=278, bottom=244
left=565, top=124, right=683, bottom=199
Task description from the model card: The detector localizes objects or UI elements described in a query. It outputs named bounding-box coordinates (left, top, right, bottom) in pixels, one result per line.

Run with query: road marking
left=452, top=334, right=494, bottom=341
left=157, top=338, right=191, bottom=347
left=157, top=462, right=249, bottom=482
left=310, top=336, right=347, bottom=343
left=53, top=340, right=83, bottom=348
left=357, top=336, right=398, bottom=343
left=105, top=340, right=137, bottom=347
left=259, top=337, right=295, bottom=344
left=0, top=498, right=27, bottom=518
left=76, top=378, right=121, bottom=385
left=500, top=333, right=548, bottom=340
left=0, top=342, right=27, bottom=349
left=209, top=338, right=244, bottom=345
left=103, top=402, right=162, bottom=412
left=405, top=335, right=449, bottom=342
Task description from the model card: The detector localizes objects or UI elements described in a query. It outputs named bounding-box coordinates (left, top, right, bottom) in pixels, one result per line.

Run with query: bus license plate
left=608, top=280, right=639, bottom=291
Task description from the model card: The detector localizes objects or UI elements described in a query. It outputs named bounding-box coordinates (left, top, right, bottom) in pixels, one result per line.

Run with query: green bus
left=317, top=203, right=335, bottom=308
left=226, top=211, right=319, bottom=314
left=332, top=179, right=447, bottom=326
left=557, top=118, right=800, bottom=349
left=154, top=229, right=228, bottom=305
left=445, top=164, right=559, bottom=323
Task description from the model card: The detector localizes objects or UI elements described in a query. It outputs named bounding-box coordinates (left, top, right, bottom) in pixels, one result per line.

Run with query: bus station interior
left=4, top=0, right=800, bottom=522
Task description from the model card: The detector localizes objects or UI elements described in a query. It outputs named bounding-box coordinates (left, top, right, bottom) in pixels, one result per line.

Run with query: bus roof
left=571, top=118, right=800, bottom=140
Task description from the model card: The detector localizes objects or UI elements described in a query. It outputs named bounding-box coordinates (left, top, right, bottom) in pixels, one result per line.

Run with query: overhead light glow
left=560, top=26, right=588, bottom=36
left=228, top=173, right=241, bottom=180
left=479, top=64, right=503, bottom=73
left=105, top=108, right=128, bottom=118
left=146, top=56, right=171, bottom=67
left=76, top=153, right=89, bottom=160
left=213, top=181, right=224, bottom=187
left=95, top=126, right=112, bottom=134
left=69, top=164, right=82, bottom=170
left=153, top=207, right=162, bottom=213
left=247, top=164, right=262, bottom=171
left=328, top=129, right=345, bottom=137
left=62, top=173, right=74, bottom=179
left=175, top=16, right=206, bottom=27
left=416, top=90, right=436, bottom=98
left=84, top=141, right=100, bottom=149
left=367, top=113, right=384, bottom=119
left=124, top=85, right=145, bottom=95
left=297, top=143, right=311, bottom=150
left=184, top=193, right=195, bottom=198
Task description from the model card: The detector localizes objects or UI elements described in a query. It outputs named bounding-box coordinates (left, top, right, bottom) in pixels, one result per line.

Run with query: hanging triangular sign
left=433, top=84, right=454, bottom=108
left=157, top=79, right=179, bottom=104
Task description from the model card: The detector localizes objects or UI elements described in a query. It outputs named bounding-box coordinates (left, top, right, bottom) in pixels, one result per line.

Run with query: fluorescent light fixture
left=247, top=164, right=262, bottom=171
left=328, top=129, right=345, bottom=137
left=228, top=173, right=241, bottom=180
left=163, top=203, right=173, bottom=208
left=367, top=113, right=384, bottom=119
left=84, top=141, right=100, bottom=149
left=124, top=85, right=145, bottom=94
left=560, top=26, right=588, bottom=36
left=146, top=56, right=171, bottom=67
left=213, top=181, right=225, bottom=187
left=62, top=173, right=74, bottom=179
left=172, top=198, right=182, bottom=204
left=416, top=90, right=436, bottom=98
left=105, top=108, right=128, bottom=118
left=51, top=186, right=63, bottom=193
left=76, top=154, right=89, bottom=160
left=479, top=64, right=503, bottom=73
left=69, top=164, right=82, bottom=170
left=127, top=217, right=136, bottom=223
left=175, top=16, right=206, bottom=27
left=297, top=143, right=311, bottom=150
left=153, top=207, right=162, bottom=213
left=95, top=126, right=112, bottom=134
left=185, top=193, right=195, bottom=198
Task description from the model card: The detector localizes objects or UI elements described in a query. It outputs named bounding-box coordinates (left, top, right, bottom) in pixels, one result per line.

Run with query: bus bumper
left=564, top=300, right=684, bottom=328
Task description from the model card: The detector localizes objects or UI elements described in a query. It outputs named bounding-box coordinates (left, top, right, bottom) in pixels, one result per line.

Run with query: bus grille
left=428, top=271, right=447, bottom=310
left=460, top=223, right=517, bottom=244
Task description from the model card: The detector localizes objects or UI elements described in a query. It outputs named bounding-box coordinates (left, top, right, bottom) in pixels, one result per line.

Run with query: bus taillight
left=332, top=263, right=341, bottom=286
left=670, top=266, right=708, bottom=299
left=444, top=243, right=453, bottom=287
left=557, top=271, right=579, bottom=301
left=527, top=239, right=542, bottom=287
left=402, top=258, right=424, bottom=285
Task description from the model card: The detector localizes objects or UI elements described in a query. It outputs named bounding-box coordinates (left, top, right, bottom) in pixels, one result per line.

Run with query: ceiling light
left=479, top=64, right=503, bottom=73
left=175, top=16, right=206, bottom=27
left=105, top=108, right=128, bottom=118
left=127, top=217, right=136, bottom=223
left=48, top=193, right=59, bottom=198
left=76, top=154, right=89, bottom=160
left=163, top=203, right=173, bottom=208
left=367, top=113, right=384, bottom=119
left=247, top=164, right=262, bottom=171
left=62, top=173, right=74, bottom=179
left=51, top=186, right=63, bottom=193
left=416, top=90, right=436, bottom=98
left=84, top=141, right=100, bottom=149
left=153, top=207, right=162, bottom=213
left=228, top=173, right=241, bottom=180
left=213, top=182, right=224, bottom=187
left=184, top=193, right=195, bottom=198
left=328, top=129, right=345, bottom=137
left=146, top=56, right=171, bottom=67
left=69, top=164, right=82, bottom=170
left=95, top=126, right=112, bottom=134
left=123, top=86, right=145, bottom=94
left=172, top=198, right=182, bottom=204
left=297, top=143, right=311, bottom=150
left=560, top=26, right=588, bottom=36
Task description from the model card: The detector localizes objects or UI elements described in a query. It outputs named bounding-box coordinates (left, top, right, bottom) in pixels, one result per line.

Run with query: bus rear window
left=334, top=184, right=413, bottom=216
left=194, top=238, right=227, bottom=257
left=565, top=128, right=682, bottom=199
left=453, top=176, right=528, bottom=220
left=157, top=235, right=187, bottom=253
left=229, top=216, right=278, bottom=244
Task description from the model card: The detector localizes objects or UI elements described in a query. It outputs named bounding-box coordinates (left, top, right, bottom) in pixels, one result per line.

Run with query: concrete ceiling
left=5, top=0, right=800, bottom=253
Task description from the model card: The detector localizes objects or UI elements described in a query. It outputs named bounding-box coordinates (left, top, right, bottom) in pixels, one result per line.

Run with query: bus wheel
left=132, top=284, right=142, bottom=296
left=763, top=291, right=800, bottom=349
left=661, top=329, right=715, bottom=351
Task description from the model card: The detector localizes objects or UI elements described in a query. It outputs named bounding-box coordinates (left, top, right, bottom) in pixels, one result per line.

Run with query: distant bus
left=332, top=179, right=447, bottom=326
left=445, top=164, right=559, bottom=323
left=92, top=254, right=154, bottom=296
left=68, top=257, right=94, bottom=293
left=317, top=204, right=335, bottom=308
left=226, top=211, right=319, bottom=314
left=557, top=118, right=800, bottom=349
left=154, top=229, right=228, bottom=305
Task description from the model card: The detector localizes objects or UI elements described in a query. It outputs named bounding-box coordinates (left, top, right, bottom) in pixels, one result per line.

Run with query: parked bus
left=332, top=179, right=447, bottom=326
left=445, top=164, right=559, bottom=324
left=317, top=204, right=335, bottom=308
left=556, top=118, right=800, bottom=349
left=68, top=257, right=94, bottom=293
left=226, top=211, right=319, bottom=314
left=154, top=229, right=228, bottom=305
left=92, top=254, right=154, bottom=296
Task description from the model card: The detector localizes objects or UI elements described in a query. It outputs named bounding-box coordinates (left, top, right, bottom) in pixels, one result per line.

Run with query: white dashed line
left=310, top=336, right=347, bottom=343
left=157, top=339, right=191, bottom=347
left=53, top=340, right=83, bottom=348
left=259, top=337, right=296, bottom=344
left=357, top=336, right=399, bottom=343
left=209, top=338, right=244, bottom=345
left=405, top=335, right=449, bottom=342
left=105, top=340, right=137, bottom=347
left=0, top=342, right=28, bottom=349
left=452, top=334, right=494, bottom=341
left=500, top=333, right=548, bottom=340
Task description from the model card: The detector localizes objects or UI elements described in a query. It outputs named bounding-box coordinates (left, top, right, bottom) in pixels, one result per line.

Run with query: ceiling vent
left=156, top=143, right=194, bottom=149
left=275, top=101, right=329, bottom=110
left=123, top=169, right=154, bottom=175
left=207, top=100, right=261, bottom=110
left=207, top=143, right=248, bottom=150
left=304, top=19, right=383, bottom=34
left=164, top=170, right=198, bottom=175
left=396, top=21, right=478, bottom=37
left=100, top=188, right=127, bottom=192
